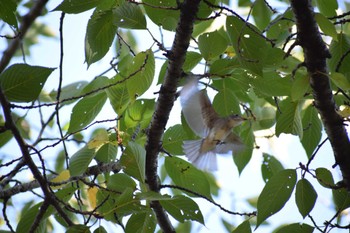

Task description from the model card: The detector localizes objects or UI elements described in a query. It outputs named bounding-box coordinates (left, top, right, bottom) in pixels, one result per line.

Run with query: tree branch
left=0, top=161, right=121, bottom=199
left=0, top=0, right=75, bottom=227
left=291, top=0, right=350, bottom=190
left=0, top=87, right=74, bottom=226
left=0, top=0, right=49, bottom=73
left=144, top=0, right=201, bottom=232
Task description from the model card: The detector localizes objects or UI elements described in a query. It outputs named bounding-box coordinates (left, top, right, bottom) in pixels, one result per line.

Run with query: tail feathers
left=183, top=140, right=217, bottom=171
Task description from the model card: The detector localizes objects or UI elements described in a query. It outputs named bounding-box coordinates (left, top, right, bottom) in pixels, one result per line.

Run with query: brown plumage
left=180, top=79, right=246, bottom=170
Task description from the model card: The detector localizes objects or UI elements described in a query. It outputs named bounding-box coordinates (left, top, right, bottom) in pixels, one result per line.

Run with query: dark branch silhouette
left=144, top=0, right=201, bottom=232
left=291, top=0, right=350, bottom=190
left=0, top=0, right=49, bottom=73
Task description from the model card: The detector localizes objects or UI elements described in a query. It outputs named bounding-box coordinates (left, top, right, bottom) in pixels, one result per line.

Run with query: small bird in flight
left=180, top=78, right=246, bottom=171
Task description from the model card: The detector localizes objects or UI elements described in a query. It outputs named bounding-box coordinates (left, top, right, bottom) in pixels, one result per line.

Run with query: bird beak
left=240, top=116, right=248, bottom=121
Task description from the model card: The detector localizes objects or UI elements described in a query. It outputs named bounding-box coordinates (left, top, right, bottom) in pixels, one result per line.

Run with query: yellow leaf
left=88, top=130, right=109, bottom=149
left=87, top=186, right=98, bottom=209
left=50, top=170, right=70, bottom=190
left=337, top=106, right=350, bottom=118
left=224, top=46, right=235, bottom=57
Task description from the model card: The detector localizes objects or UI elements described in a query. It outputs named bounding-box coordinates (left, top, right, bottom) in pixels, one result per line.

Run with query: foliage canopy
left=0, top=0, right=350, bottom=232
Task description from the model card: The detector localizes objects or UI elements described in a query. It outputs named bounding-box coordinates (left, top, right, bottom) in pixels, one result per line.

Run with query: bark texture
left=291, top=0, right=350, bottom=190
left=144, top=0, right=201, bottom=232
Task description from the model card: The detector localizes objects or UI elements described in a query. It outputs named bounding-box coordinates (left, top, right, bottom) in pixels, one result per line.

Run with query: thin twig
left=160, top=184, right=256, bottom=217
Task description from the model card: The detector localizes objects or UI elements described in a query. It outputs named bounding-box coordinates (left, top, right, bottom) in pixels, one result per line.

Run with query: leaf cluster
left=0, top=0, right=350, bottom=232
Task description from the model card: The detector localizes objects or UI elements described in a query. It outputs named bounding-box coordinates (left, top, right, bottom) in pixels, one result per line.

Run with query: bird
left=180, top=78, right=246, bottom=171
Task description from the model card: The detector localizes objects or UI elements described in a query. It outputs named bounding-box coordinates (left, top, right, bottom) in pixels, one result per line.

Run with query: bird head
left=228, top=114, right=247, bottom=127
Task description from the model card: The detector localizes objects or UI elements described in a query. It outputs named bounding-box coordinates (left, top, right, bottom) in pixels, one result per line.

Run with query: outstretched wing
left=199, top=90, right=220, bottom=129
left=180, top=80, right=209, bottom=137
left=183, top=139, right=218, bottom=171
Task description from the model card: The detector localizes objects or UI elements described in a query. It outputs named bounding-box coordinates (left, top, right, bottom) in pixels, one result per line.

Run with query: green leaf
left=314, top=13, right=338, bottom=41
left=159, top=50, right=201, bottom=88
left=125, top=211, right=157, bottom=233
left=124, top=99, right=155, bottom=129
left=213, top=89, right=240, bottom=116
left=233, top=125, right=254, bottom=174
left=0, top=0, right=17, bottom=28
left=181, top=112, right=197, bottom=139
left=93, top=226, right=107, bottom=233
left=55, top=186, right=77, bottom=202
left=106, top=75, right=130, bottom=115
left=193, top=19, right=214, bottom=38
left=107, top=173, right=137, bottom=193
left=120, top=142, right=146, bottom=182
left=212, top=76, right=250, bottom=104
left=210, top=58, right=240, bottom=76
left=143, top=0, right=179, bottom=31
left=266, top=9, right=294, bottom=46
left=328, top=34, right=350, bottom=74
left=250, top=71, right=291, bottom=97
left=295, top=179, right=317, bottom=218
left=16, top=203, right=46, bottom=233
left=333, top=188, right=350, bottom=211
left=95, top=191, right=117, bottom=221
left=291, top=72, right=310, bottom=101
left=253, top=105, right=276, bottom=130
left=50, top=81, right=88, bottom=105
left=197, top=0, right=215, bottom=20
left=232, top=220, right=251, bottom=233
left=163, top=124, right=188, bottom=155
left=0, top=64, right=55, bottom=102
left=160, top=195, right=204, bottom=224
left=67, top=92, right=107, bottom=133
left=275, top=98, right=303, bottom=139
left=69, top=146, right=96, bottom=176
left=274, top=223, right=314, bottom=233
left=330, top=72, right=350, bottom=90
left=315, top=0, right=338, bottom=17
left=0, top=113, right=30, bottom=146
left=183, top=52, right=202, bottom=72
left=198, top=30, right=228, bottom=61
left=97, top=187, right=141, bottom=220
left=136, top=191, right=172, bottom=201
left=315, top=167, right=335, bottom=188
left=126, top=50, right=155, bottom=100
left=54, top=0, right=101, bottom=13
left=113, top=2, right=146, bottom=29
left=226, top=16, right=268, bottom=75
left=113, top=188, right=140, bottom=216
left=256, top=169, right=297, bottom=228
left=95, top=143, right=118, bottom=163
left=157, top=61, right=168, bottom=85
left=0, top=128, right=12, bottom=147
left=301, top=105, right=322, bottom=158
left=81, top=76, right=109, bottom=95
left=252, top=0, right=272, bottom=30
left=164, top=156, right=212, bottom=199
left=66, top=225, right=90, bottom=233
left=85, top=9, right=118, bottom=66
left=261, top=153, right=284, bottom=183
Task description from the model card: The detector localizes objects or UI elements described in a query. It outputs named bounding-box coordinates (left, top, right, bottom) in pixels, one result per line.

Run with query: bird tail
left=183, top=139, right=217, bottom=171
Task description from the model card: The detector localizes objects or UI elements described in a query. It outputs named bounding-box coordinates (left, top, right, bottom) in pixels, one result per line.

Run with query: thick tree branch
left=0, top=87, right=73, bottom=227
left=291, top=0, right=350, bottom=190
left=0, top=0, right=75, bottom=227
left=144, top=0, right=201, bottom=232
left=0, top=161, right=121, bottom=199
left=0, top=0, right=49, bottom=73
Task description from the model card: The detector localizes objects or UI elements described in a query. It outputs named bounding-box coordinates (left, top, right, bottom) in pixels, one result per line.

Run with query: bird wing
left=183, top=139, right=218, bottom=171
left=180, top=80, right=209, bottom=137
left=199, top=89, right=220, bottom=129
left=215, top=132, right=245, bottom=154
